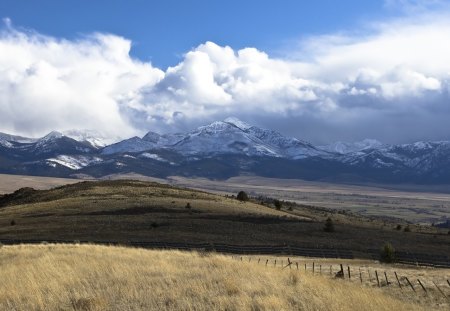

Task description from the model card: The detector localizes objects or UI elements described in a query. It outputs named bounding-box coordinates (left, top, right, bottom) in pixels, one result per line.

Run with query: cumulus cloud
left=0, top=24, right=163, bottom=139
left=2, top=9, right=450, bottom=143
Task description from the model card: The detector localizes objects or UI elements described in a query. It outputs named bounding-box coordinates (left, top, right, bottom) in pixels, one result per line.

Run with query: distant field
left=0, top=174, right=80, bottom=194
left=0, top=173, right=449, bottom=224
left=0, top=244, right=431, bottom=310
left=169, top=176, right=450, bottom=224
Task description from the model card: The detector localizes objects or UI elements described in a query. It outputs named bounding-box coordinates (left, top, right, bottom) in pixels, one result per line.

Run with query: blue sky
left=1, top=0, right=391, bottom=68
left=1, top=0, right=450, bottom=144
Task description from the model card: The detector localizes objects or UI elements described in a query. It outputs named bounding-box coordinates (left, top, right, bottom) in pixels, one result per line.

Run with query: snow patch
left=140, top=153, right=168, bottom=162
left=46, top=155, right=103, bottom=170
left=224, top=117, right=252, bottom=130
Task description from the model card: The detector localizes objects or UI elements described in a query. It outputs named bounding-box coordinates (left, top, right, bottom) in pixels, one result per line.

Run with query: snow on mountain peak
left=319, top=139, right=384, bottom=154
left=142, top=131, right=161, bottom=143
left=0, top=132, right=36, bottom=144
left=41, top=131, right=63, bottom=141
left=62, top=129, right=110, bottom=148
left=223, top=117, right=252, bottom=130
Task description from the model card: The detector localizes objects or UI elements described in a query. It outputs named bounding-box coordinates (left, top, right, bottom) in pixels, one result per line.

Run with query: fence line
left=0, top=239, right=449, bottom=268
left=233, top=255, right=450, bottom=300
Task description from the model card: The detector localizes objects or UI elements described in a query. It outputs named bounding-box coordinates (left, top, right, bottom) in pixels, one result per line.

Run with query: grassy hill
left=0, top=244, right=426, bottom=311
left=0, top=180, right=448, bottom=258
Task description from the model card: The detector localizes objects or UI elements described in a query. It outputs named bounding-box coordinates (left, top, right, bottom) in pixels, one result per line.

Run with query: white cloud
left=0, top=26, right=163, bottom=139
left=2, top=9, right=450, bottom=143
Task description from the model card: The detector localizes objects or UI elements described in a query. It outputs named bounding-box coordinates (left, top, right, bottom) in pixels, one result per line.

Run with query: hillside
left=0, top=244, right=426, bottom=311
left=0, top=180, right=449, bottom=259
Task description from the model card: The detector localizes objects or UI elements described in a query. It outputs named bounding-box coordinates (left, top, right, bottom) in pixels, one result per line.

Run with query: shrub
left=10, top=220, right=16, bottom=226
left=323, top=218, right=335, bottom=232
left=396, top=224, right=402, bottom=230
left=185, top=202, right=191, bottom=209
left=404, top=226, right=411, bottom=232
left=380, top=242, right=396, bottom=263
left=274, top=199, right=282, bottom=210
left=236, top=191, right=249, bottom=202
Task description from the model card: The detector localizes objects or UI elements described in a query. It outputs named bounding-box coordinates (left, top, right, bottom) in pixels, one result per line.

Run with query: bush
left=323, top=218, right=335, bottom=232
left=236, top=191, right=249, bottom=202
left=380, top=242, right=396, bottom=263
left=274, top=199, right=282, bottom=210
left=10, top=220, right=15, bottom=226
left=396, top=224, right=402, bottom=230
left=185, top=202, right=191, bottom=209
left=404, top=226, right=411, bottom=232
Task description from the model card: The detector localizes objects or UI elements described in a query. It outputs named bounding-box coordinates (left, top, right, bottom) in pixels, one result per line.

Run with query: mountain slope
left=1, top=118, right=450, bottom=184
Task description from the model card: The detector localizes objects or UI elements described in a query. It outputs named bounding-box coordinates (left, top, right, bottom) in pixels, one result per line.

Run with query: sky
left=1, top=0, right=450, bottom=144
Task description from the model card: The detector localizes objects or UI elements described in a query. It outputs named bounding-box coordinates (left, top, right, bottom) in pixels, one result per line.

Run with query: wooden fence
left=232, top=255, right=450, bottom=301
left=1, top=239, right=449, bottom=268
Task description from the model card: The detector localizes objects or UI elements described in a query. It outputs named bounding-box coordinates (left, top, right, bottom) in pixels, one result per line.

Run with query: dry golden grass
left=0, top=244, right=429, bottom=311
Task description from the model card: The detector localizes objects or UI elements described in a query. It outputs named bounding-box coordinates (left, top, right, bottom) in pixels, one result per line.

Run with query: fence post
left=417, top=279, right=427, bottom=294
left=258, top=258, right=260, bottom=264
left=288, top=258, right=292, bottom=270
left=432, top=281, right=446, bottom=298
left=405, top=277, right=415, bottom=292
left=266, top=259, right=268, bottom=266
left=320, top=265, right=322, bottom=275
left=274, top=259, right=277, bottom=267
left=394, top=272, right=402, bottom=289
left=368, top=269, right=372, bottom=283
left=305, top=263, right=307, bottom=271
left=330, top=265, right=332, bottom=275
left=340, top=264, right=344, bottom=278
left=375, top=270, right=380, bottom=287
left=347, top=266, right=351, bottom=279
left=359, top=268, right=362, bottom=284
left=313, top=262, right=315, bottom=274
left=296, top=262, right=299, bottom=270
left=384, top=272, right=389, bottom=286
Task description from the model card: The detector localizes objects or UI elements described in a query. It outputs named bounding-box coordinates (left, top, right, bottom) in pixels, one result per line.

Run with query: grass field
left=0, top=179, right=448, bottom=258
left=0, top=244, right=432, bottom=310
left=242, top=254, right=450, bottom=309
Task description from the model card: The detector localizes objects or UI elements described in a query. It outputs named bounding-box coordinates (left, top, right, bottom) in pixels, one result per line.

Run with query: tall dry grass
left=0, top=244, right=426, bottom=310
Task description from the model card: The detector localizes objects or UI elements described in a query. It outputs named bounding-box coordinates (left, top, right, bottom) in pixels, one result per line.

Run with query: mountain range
left=1, top=117, right=450, bottom=184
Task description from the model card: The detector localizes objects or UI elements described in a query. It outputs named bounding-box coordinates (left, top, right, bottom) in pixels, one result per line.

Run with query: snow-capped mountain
left=0, top=132, right=37, bottom=144
left=102, top=117, right=328, bottom=159
left=62, top=129, right=111, bottom=148
left=319, top=139, right=384, bottom=154
left=1, top=118, right=450, bottom=184
left=101, top=136, right=157, bottom=155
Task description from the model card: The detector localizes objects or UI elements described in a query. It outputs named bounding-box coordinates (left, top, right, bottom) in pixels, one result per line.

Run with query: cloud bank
left=1, top=11, right=450, bottom=144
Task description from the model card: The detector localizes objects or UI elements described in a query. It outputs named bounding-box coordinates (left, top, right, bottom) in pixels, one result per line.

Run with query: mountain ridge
left=1, top=118, right=450, bottom=184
